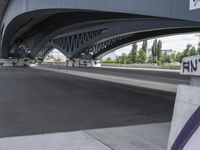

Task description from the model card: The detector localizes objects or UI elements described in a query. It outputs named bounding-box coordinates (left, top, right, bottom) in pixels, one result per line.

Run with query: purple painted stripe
left=171, top=106, right=200, bottom=150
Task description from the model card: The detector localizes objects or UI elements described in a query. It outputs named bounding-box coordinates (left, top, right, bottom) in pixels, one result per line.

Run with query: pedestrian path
left=0, top=122, right=170, bottom=150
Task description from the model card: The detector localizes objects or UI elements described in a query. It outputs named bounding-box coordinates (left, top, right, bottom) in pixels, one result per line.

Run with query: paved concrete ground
left=0, top=67, right=175, bottom=138
left=0, top=122, right=170, bottom=150
left=86, top=122, right=171, bottom=150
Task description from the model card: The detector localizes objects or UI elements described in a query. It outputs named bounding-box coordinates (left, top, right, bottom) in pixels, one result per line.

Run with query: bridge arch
left=36, top=19, right=200, bottom=59
left=36, top=45, right=68, bottom=62
left=87, top=28, right=200, bottom=59
left=2, top=0, right=200, bottom=59
left=1, top=10, right=138, bottom=58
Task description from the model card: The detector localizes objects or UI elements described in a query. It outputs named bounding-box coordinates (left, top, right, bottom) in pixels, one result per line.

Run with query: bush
left=157, top=61, right=162, bottom=65
left=102, top=58, right=115, bottom=63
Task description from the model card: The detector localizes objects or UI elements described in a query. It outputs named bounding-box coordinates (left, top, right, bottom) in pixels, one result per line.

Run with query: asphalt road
left=0, top=67, right=175, bottom=138
left=42, top=65, right=190, bottom=85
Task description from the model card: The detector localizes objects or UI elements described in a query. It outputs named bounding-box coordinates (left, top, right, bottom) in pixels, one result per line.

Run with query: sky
left=49, top=33, right=200, bottom=59
left=104, top=33, right=200, bottom=59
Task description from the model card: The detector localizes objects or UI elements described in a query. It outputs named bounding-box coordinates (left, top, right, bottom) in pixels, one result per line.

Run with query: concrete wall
left=168, top=55, right=200, bottom=149
left=102, top=63, right=181, bottom=70
left=168, top=84, right=200, bottom=150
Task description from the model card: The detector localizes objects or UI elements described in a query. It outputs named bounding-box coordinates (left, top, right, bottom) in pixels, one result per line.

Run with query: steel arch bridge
left=36, top=19, right=200, bottom=61
left=1, top=0, right=200, bottom=61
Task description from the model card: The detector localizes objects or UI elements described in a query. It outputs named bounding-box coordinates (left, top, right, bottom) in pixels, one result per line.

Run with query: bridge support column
left=168, top=55, right=200, bottom=150
left=1, top=59, right=34, bottom=67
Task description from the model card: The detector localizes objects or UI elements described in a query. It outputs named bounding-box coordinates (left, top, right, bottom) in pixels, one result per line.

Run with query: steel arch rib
left=68, top=19, right=200, bottom=58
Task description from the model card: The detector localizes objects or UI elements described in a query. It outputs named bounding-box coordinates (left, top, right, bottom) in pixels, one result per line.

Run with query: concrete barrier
left=1, top=59, right=34, bottom=67
left=43, top=59, right=101, bottom=67
left=102, top=63, right=181, bottom=70
left=168, top=55, right=200, bottom=150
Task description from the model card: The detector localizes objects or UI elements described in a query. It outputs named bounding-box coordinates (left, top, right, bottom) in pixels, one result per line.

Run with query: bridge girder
left=2, top=0, right=200, bottom=60
left=35, top=19, right=200, bottom=61
left=1, top=11, right=142, bottom=58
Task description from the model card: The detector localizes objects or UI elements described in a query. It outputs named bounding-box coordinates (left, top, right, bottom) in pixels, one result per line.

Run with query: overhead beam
left=0, top=0, right=9, bottom=24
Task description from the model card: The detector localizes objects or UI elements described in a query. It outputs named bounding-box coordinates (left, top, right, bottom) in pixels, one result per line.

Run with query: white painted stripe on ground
left=34, top=66, right=177, bottom=92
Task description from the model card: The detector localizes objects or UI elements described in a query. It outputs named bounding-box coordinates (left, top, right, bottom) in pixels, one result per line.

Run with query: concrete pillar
left=168, top=55, right=200, bottom=150
left=66, top=60, right=69, bottom=67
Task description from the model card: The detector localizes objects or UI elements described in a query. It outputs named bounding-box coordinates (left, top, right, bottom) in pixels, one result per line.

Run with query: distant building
left=146, top=49, right=177, bottom=56
left=161, top=49, right=177, bottom=55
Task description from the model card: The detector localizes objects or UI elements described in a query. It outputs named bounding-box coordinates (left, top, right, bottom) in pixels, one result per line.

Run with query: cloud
left=111, top=33, right=200, bottom=57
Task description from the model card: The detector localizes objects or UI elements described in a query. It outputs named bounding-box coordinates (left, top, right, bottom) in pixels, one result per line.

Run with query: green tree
left=170, top=53, right=176, bottom=62
left=120, top=53, right=128, bottom=64
left=151, top=39, right=158, bottom=63
left=183, top=44, right=192, bottom=58
left=189, top=47, right=197, bottom=56
left=103, top=57, right=114, bottom=63
left=115, top=56, right=120, bottom=64
left=125, top=56, right=131, bottom=64
left=161, top=52, right=171, bottom=63
left=128, top=43, right=138, bottom=63
left=54, top=57, right=62, bottom=62
left=142, top=40, right=148, bottom=53
left=147, top=55, right=153, bottom=63
left=137, top=48, right=147, bottom=64
left=176, top=52, right=184, bottom=63
left=157, top=40, right=162, bottom=61
left=197, top=42, right=200, bottom=54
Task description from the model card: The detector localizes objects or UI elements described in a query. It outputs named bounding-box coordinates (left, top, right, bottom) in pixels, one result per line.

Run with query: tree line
left=103, top=39, right=200, bottom=65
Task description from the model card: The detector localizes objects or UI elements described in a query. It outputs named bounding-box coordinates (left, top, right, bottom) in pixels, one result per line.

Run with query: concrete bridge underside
left=1, top=0, right=200, bottom=61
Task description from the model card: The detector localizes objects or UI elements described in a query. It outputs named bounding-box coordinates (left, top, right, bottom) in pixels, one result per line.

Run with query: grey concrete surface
left=0, top=0, right=9, bottom=22
left=0, top=131, right=111, bottom=150
left=87, top=122, right=171, bottom=150
left=101, top=65, right=181, bottom=72
left=37, top=66, right=177, bottom=92
left=41, top=64, right=190, bottom=85
left=0, top=67, right=175, bottom=138
left=0, top=122, right=170, bottom=150
left=168, top=85, right=200, bottom=150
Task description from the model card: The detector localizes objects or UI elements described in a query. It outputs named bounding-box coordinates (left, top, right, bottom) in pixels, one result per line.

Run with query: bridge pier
left=168, top=55, right=200, bottom=150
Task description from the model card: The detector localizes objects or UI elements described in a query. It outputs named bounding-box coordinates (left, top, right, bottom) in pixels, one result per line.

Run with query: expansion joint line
left=83, top=131, right=114, bottom=150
